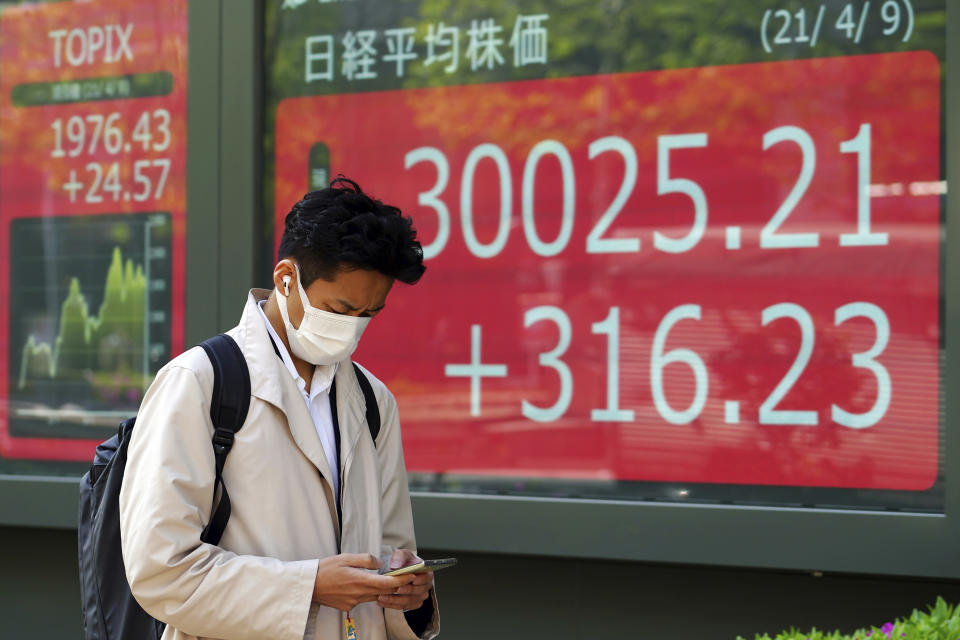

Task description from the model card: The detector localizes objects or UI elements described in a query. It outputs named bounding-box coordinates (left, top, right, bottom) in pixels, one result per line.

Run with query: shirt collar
left=257, top=299, right=337, bottom=399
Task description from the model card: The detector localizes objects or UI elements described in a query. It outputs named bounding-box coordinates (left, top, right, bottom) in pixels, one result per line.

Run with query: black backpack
left=78, top=334, right=382, bottom=640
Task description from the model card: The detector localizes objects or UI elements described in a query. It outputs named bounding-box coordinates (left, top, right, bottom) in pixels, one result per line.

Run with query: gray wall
left=5, top=525, right=958, bottom=639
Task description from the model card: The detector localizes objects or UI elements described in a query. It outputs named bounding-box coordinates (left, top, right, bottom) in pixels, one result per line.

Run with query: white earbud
left=282, top=275, right=291, bottom=295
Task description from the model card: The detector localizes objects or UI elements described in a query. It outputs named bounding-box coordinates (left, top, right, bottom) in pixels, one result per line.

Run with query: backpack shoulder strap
left=198, top=334, right=250, bottom=545
left=352, top=362, right=381, bottom=445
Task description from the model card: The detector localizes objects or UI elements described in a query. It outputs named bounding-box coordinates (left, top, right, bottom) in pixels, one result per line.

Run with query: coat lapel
left=335, top=362, right=369, bottom=482
left=274, top=370, right=336, bottom=484
left=233, top=290, right=336, bottom=487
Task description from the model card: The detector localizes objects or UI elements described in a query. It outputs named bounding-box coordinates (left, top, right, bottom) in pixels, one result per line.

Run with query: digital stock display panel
left=265, top=0, right=947, bottom=513
left=0, top=0, right=186, bottom=474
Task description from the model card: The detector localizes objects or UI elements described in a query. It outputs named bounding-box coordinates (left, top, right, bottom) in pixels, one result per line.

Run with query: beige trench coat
left=119, top=290, right=439, bottom=640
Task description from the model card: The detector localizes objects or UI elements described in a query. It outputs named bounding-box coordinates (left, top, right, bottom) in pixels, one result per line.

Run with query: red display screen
left=0, top=0, right=187, bottom=464
left=275, top=52, right=940, bottom=491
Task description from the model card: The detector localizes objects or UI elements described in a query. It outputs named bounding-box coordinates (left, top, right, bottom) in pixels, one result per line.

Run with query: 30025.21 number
left=406, top=124, right=882, bottom=260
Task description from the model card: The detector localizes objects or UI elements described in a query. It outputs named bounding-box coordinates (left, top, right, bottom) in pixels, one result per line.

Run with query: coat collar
left=234, top=289, right=370, bottom=482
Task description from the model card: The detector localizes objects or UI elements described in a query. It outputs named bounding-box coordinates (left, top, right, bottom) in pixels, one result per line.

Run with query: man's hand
left=312, top=553, right=414, bottom=612
left=376, top=549, right=433, bottom=611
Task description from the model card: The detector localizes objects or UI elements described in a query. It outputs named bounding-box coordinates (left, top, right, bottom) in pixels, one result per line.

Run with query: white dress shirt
left=257, top=300, right=340, bottom=498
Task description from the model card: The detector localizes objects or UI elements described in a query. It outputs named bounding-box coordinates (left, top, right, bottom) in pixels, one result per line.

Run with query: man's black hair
left=278, top=177, right=426, bottom=286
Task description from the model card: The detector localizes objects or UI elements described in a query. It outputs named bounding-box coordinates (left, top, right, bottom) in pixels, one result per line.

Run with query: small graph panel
left=9, top=213, right=171, bottom=439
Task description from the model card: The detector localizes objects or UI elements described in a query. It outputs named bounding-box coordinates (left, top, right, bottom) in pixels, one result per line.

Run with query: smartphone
left=381, top=557, right=458, bottom=576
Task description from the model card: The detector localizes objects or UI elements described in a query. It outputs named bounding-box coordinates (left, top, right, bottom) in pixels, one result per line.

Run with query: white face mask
left=276, top=264, right=371, bottom=365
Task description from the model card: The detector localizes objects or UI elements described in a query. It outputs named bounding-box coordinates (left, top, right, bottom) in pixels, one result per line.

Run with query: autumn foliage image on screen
left=275, top=51, right=940, bottom=494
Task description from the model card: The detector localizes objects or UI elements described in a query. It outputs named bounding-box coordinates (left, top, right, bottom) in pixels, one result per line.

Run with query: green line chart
left=18, top=246, right=147, bottom=388
left=9, top=213, right=171, bottom=438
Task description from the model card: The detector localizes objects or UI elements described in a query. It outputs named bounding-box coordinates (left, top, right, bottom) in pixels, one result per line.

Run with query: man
left=119, top=178, right=439, bottom=640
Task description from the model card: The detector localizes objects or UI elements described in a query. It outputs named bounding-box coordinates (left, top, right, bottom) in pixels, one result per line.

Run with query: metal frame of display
left=0, top=0, right=956, bottom=580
